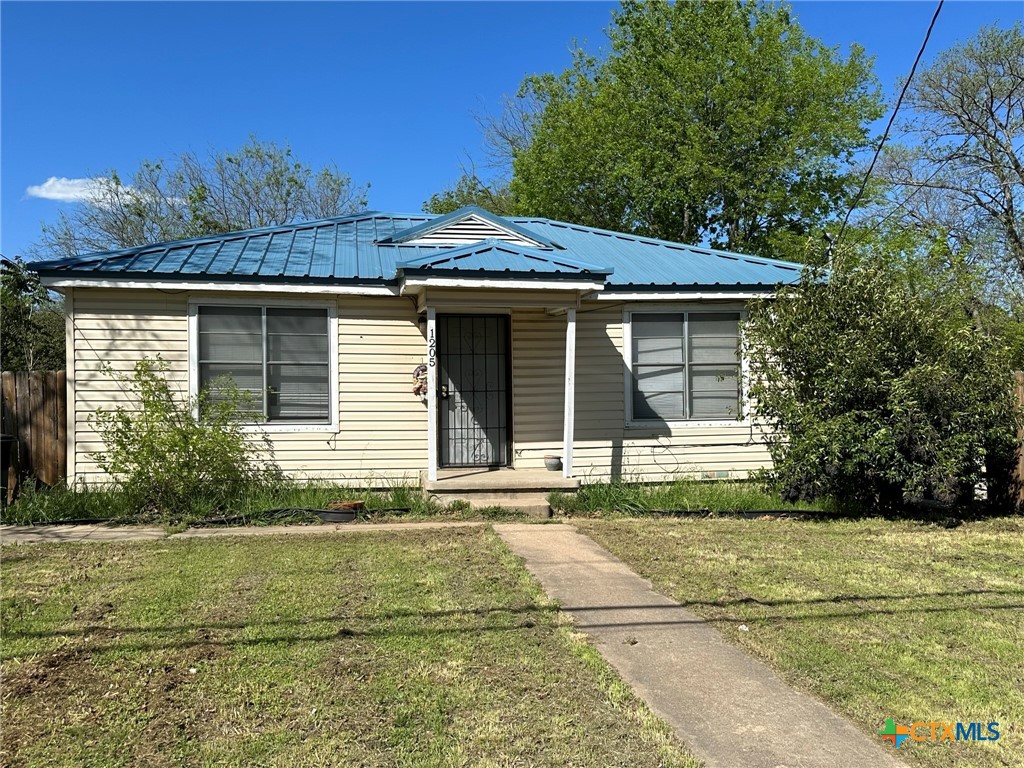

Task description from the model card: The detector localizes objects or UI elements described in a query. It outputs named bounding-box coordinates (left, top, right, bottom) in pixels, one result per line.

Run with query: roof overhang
left=585, top=288, right=779, bottom=301
left=38, top=275, right=400, bottom=296
left=401, top=275, right=606, bottom=294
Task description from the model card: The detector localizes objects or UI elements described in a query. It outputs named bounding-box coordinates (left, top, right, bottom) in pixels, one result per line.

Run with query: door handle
left=439, top=386, right=449, bottom=399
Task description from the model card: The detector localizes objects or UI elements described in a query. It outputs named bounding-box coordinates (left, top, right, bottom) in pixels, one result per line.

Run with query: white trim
left=420, top=307, right=513, bottom=316
left=401, top=277, right=605, bottom=293
left=623, top=300, right=748, bottom=313
left=590, top=291, right=771, bottom=301
left=64, top=287, right=76, bottom=486
left=40, top=277, right=396, bottom=295
left=426, top=307, right=438, bottom=482
left=623, top=307, right=752, bottom=429
left=562, top=308, right=576, bottom=478
left=188, top=297, right=339, bottom=433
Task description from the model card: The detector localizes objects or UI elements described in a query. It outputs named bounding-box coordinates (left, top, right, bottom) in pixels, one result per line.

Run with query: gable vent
left=406, top=215, right=541, bottom=247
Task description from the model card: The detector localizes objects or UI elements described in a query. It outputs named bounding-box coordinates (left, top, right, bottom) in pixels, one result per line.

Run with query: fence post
left=1014, top=372, right=1024, bottom=513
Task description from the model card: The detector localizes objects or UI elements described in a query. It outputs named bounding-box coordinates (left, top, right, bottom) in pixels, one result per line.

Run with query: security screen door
left=437, top=314, right=511, bottom=468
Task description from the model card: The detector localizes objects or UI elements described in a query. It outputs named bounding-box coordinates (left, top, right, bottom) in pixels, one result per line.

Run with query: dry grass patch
left=2, top=528, right=697, bottom=767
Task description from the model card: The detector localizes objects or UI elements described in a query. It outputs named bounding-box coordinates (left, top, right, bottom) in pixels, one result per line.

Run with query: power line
left=836, top=0, right=945, bottom=245
left=851, top=136, right=969, bottom=246
left=850, top=86, right=1015, bottom=247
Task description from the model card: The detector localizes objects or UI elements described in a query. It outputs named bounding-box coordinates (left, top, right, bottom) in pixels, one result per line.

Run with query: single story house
left=34, top=206, right=802, bottom=497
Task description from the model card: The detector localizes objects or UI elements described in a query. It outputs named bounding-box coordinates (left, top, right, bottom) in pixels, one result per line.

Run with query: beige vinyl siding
left=70, top=289, right=427, bottom=486
left=68, top=287, right=770, bottom=487
left=511, top=309, right=566, bottom=469
left=569, top=302, right=772, bottom=482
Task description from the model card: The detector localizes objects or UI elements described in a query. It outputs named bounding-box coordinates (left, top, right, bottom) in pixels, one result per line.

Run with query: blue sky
left=2, top=1, right=1019, bottom=259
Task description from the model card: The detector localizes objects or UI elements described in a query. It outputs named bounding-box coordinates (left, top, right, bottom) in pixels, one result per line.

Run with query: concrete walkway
left=495, top=523, right=907, bottom=768
left=0, top=520, right=486, bottom=545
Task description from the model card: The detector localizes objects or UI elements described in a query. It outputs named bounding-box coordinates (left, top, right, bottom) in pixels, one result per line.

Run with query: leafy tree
left=503, top=0, right=883, bottom=259
left=744, top=249, right=1021, bottom=511
left=33, top=137, right=369, bottom=260
left=0, top=257, right=65, bottom=371
left=870, top=24, right=1024, bottom=287
left=424, top=172, right=517, bottom=215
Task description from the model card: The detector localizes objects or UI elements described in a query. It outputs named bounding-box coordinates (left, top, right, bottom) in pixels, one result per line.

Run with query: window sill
left=240, top=423, right=338, bottom=434
left=625, top=419, right=751, bottom=430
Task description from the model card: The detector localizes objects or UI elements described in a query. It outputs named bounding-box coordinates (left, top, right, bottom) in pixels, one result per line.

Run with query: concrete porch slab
left=422, top=468, right=581, bottom=492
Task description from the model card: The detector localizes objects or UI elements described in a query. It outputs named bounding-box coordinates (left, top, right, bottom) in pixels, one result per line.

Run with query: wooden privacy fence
left=1, top=371, right=67, bottom=501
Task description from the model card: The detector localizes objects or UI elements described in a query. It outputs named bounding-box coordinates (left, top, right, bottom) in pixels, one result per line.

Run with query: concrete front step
left=429, top=490, right=554, bottom=518
left=422, top=469, right=580, bottom=519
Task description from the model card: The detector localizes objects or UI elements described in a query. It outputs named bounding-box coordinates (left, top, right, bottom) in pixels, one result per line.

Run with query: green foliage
left=33, top=136, right=369, bottom=260
left=0, top=483, right=134, bottom=524
left=744, top=256, right=1022, bottom=510
left=509, top=0, right=883, bottom=259
left=0, top=257, right=65, bottom=371
left=424, top=173, right=517, bottom=215
left=88, top=357, right=279, bottom=521
left=548, top=479, right=821, bottom=517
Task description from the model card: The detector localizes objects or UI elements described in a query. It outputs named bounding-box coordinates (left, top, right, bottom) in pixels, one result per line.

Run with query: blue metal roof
left=31, top=207, right=803, bottom=290
left=397, top=239, right=611, bottom=277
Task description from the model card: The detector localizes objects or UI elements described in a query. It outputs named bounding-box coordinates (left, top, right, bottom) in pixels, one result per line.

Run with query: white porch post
left=562, top=307, right=576, bottom=478
left=426, top=307, right=438, bottom=482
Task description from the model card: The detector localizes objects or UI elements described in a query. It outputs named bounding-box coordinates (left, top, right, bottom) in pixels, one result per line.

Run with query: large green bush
left=89, top=357, right=279, bottom=520
left=744, top=258, right=1021, bottom=510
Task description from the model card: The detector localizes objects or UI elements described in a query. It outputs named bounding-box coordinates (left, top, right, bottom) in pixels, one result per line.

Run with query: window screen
left=631, top=312, right=740, bottom=421
left=197, top=305, right=330, bottom=424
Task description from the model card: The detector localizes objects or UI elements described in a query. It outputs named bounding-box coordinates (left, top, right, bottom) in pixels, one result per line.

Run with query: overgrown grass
left=577, top=516, right=1024, bottom=768
left=0, top=483, right=137, bottom=525
left=1, top=480, right=528, bottom=527
left=1, top=528, right=699, bottom=767
left=549, top=478, right=822, bottom=517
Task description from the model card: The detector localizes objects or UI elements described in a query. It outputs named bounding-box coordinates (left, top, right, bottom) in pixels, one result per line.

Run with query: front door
left=437, top=314, right=511, bottom=467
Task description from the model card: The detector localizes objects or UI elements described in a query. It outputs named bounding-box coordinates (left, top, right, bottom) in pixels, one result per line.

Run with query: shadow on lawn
left=5, top=588, right=1023, bottom=657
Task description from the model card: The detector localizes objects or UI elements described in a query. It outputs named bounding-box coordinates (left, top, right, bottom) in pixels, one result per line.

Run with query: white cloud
left=25, top=176, right=108, bottom=203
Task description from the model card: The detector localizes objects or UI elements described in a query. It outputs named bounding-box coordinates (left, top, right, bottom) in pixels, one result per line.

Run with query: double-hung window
left=629, top=311, right=742, bottom=422
left=196, top=304, right=333, bottom=425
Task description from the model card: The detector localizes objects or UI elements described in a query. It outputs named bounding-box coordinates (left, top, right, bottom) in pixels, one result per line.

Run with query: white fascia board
left=38, top=277, right=398, bottom=295
left=588, top=291, right=773, bottom=301
left=401, top=276, right=606, bottom=293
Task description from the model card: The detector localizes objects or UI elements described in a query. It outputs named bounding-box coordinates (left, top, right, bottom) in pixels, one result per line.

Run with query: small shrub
left=88, top=357, right=279, bottom=521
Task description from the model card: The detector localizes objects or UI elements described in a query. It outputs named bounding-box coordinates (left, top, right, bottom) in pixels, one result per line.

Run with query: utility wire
left=850, top=87, right=1015, bottom=248
left=836, top=0, right=945, bottom=245
left=851, top=134, right=970, bottom=247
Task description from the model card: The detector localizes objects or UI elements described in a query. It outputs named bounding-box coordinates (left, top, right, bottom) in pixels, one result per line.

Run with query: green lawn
left=1, top=528, right=696, bottom=768
left=576, top=516, right=1024, bottom=768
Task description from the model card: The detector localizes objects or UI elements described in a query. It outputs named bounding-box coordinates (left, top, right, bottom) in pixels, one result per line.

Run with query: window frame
left=623, top=303, right=750, bottom=428
left=188, top=297, right=338, bottom=433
